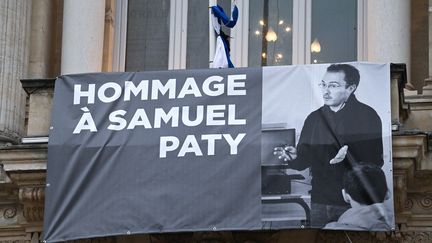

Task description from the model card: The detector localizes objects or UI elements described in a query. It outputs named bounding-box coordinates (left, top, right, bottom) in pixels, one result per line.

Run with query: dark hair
left=343, top=163, right=388, bottom=205
left=327, top=64, right=360, bottom=87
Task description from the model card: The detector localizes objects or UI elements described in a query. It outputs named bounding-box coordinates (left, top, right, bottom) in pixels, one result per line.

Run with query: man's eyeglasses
left=318, top=82, right=344, bottom=90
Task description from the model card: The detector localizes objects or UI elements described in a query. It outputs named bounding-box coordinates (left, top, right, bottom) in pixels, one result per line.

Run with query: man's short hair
left=343, top=163, right=388, bottom=205
left=327, top=64, right=360, bottom=87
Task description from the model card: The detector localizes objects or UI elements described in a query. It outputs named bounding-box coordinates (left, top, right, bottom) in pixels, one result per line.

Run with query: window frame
left=112, top=0, right=366, bottom=71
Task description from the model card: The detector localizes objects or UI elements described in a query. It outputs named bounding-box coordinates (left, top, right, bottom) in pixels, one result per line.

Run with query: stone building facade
left=1, top=0, right=432, bottom=242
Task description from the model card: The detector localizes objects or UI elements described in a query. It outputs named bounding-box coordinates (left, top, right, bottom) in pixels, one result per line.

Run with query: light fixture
left=313, top=59, right=318, bottom=63
left=255, top=30, right=260, bottom=35
left=276, top=53, right=283, bottom=59
left=285, top=27, right=291, bottom=32
left=265, top=28, right=277, bottom=42
left=259, top=20, right=265, bottom=26
left=262, top=53, right=267, bottom=58
left=279, top=20, right=284, bottom=25
left=311, top=38, right=321, bottom=53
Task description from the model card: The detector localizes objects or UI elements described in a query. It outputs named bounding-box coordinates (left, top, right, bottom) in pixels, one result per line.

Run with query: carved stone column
left=0, top=0, right=32, bottom=143
left=28, top=0, right=52, bottom=78
left=367, top=0, right=410, bottom=83
left=411, top=0, right=428, bottom=91
left=61, top=0, right=106, bottom=74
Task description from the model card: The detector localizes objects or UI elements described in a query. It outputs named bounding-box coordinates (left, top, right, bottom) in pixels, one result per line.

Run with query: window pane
left=311, top=0, right=357, bottom=64
left=126, top=0, right=170, bottom=71
left=186, top=0, right=209, bottom=69
left=248, top=0, right=293, bottom=67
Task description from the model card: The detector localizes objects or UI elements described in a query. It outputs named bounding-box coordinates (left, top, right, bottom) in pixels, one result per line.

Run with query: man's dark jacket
left=289, top=94, right=383, bottom=206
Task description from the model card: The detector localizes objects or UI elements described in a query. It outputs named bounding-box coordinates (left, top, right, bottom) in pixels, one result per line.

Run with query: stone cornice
left=20, top=78, right=55, bottom=96
left=0, top=146, right=46, bottom=170
left=404, top=95, right=432, bottom=110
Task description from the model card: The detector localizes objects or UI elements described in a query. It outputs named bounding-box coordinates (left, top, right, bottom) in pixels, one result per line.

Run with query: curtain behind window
left=126, top=0, right=170, bottom=71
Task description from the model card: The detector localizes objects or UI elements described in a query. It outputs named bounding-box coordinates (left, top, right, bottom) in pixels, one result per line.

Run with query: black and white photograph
left=261, top=62, right=394, bottom=231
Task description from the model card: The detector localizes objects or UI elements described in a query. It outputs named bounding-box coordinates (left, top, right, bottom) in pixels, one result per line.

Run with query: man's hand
left=273, top=145, right=297, bottom=162
left=329, top=145, right=348, bottom=164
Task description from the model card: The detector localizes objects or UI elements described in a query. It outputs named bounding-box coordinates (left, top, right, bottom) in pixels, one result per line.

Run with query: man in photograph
left=274, top=64, right=384, bottom=227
